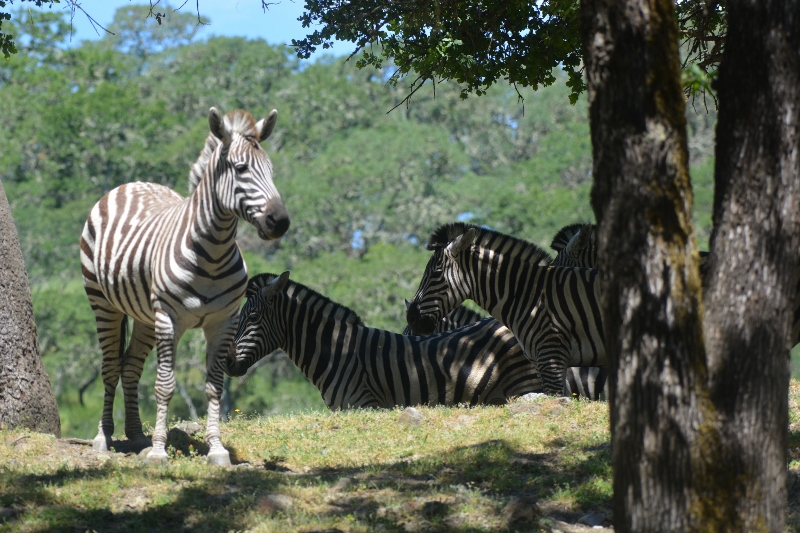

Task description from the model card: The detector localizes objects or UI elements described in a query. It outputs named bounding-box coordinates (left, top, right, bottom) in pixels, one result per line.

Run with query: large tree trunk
left=580, top=0, right=728, bottom=530
left=704, top=1, right=800, bottom=530
left=0, top=181, right=61, bottom=437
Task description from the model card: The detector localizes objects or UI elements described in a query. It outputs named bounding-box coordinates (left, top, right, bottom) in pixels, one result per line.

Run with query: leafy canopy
left=294, top=0, right=726, bottom=104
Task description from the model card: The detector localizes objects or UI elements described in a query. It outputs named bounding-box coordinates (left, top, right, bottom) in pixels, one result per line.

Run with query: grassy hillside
left=3, top=381, right=800, bottom=532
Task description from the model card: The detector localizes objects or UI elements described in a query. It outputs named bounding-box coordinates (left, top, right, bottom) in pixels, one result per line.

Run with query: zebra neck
left=469, top=243, right=546, bottom=335
left=188, top=152, right=239, bottom=249
left=280, top=291, right=361, bottom=389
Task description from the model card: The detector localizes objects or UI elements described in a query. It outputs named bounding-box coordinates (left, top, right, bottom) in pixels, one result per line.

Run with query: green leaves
left=292, top=0, right=585, bottom=104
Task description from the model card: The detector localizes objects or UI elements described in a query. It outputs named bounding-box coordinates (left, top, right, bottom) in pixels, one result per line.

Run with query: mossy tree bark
left=704, top=1, right=800, bottom=530
left=0, top=181, right=61, bottom=437
left=580, top=0, right=729, bottom=530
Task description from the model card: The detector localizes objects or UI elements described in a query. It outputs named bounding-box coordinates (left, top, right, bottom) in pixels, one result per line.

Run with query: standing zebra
left=226, top=273, right=542, bottom=408
left=406, top=222, right=606, bottom=395
left=81, top=107, right=290, bottom=465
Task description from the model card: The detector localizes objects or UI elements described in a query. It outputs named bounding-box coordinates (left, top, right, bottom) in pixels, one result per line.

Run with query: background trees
left=2, top=5, right=684, bottom=437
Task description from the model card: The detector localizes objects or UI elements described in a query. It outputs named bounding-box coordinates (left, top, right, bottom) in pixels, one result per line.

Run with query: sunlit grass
left=1, top=395, right=611, bottom=532
left=3, top=382, right=799, bottom=532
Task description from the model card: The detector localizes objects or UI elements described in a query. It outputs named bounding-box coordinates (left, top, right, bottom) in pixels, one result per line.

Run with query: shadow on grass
left=0, top=437, right=611, bottom=532
left=786, top=427, right=800, bottom=531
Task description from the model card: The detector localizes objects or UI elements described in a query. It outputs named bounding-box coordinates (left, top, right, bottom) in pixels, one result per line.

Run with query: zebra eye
left=247, top=310, right=259, bottom=321
left=234, top=162, right=249, bottom=173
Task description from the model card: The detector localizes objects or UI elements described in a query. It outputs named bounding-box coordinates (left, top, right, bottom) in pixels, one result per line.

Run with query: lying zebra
left=226, top=272, right=543, bottom=409
left=410, top=303, right=607, bottom=400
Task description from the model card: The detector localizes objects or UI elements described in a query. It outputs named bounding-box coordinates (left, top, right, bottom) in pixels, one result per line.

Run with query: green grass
left=1, top=396, right=611, bottom=532
left=4, top=383, right=799, bottom=532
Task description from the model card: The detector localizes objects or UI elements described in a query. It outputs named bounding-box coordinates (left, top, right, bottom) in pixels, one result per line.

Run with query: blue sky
left=39, top=0, right=348, bottom=58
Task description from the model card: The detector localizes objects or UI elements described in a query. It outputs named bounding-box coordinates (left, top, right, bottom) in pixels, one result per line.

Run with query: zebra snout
left=255, top=199, right=290, bottom=240
left=406, top=302, right=436, bottom=335
left=225, top=343, right=247, bottom=377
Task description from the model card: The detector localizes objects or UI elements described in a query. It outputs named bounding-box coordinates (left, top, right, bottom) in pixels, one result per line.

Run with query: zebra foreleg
left=533, top=333, right=571, bottom=396
left=91, top=309, right=125, bottom=452
left=202, top=318, right=235, bottom=466
left=121, top=320, right=156, bottom=449
left=145, top=309, right=181, bottom=465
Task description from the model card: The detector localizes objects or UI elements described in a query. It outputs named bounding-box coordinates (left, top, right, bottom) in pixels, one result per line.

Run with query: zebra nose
left=406, top=301, right=436, bottom=335
left=225, top=343, right=243, bottom=377
left=406, top=301, right=420, bottom=327
left=257, top=199, right=290, bottom=240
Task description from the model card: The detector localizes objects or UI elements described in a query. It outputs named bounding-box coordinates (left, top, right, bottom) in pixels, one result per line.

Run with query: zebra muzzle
left=254, top=199, right=290, bottom=240
left=406, top=302, right=437, bottom=335
left=225, top=343, right=248, bottom=377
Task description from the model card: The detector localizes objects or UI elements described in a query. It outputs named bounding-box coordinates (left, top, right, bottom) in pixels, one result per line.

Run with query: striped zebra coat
left=226, top=273, right=542, bottom=409
left=549, top=223, right=607, bottom=399
left=406, top=223, right=606, bottom=394
left=415, top=300, right=607, bottom=400
left=81, top=108, right=289, bottom=465
left=551, top=223, right=597, bottom=268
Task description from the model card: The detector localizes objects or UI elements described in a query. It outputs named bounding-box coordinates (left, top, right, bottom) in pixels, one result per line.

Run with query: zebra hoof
left=207, top=450, right=231, bottom=467
left=92, top=436, right=109, bottom=452
left=142, top=449, right=170, bottom=466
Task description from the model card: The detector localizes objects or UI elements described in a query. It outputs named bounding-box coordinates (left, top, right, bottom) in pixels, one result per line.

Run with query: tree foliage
left=294, top=0, right=727, bottom=104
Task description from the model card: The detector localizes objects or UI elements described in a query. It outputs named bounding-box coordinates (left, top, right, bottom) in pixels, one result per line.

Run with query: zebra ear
left=256, top=110, right=278, bottom=142
left=208, top=107, right=231, bottom=144
left=404, top=299, right=411, bottom=310
left=260, top=271, right=290, bottom=299
left=447, top=228, right=477, bottom=257
left=574, top=224, right=594, bottom=251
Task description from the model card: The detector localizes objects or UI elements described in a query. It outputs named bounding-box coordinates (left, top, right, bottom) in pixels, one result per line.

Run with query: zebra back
left=230, top=273, right=543, bottom=409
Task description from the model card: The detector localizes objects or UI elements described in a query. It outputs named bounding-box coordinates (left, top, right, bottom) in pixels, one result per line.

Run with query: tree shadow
left=786, top=426, right=800, bottom=530
left=0, top=437, right=612, bottom=532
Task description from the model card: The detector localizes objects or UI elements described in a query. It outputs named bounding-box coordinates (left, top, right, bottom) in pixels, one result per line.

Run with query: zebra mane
left=426, top=222, right=552, bottom=266
left=246, top=273, right=365, bottom=326
left=187, top=110, right=261, bottom=194
left=550, top=223, right=591, bottom=253
left=188, top=133, right=221, bottom=194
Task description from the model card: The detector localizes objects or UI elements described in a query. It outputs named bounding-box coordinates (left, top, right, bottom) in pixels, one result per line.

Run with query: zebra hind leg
left=121, top=320, right=156, bottom=450
left=90, top=308, right=126, bottom=452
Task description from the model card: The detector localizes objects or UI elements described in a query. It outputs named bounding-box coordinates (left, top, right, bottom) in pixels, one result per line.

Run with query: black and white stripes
left=406, top=223, right=606, bottom=395
left=226, top=273, right=542, bottom=408
left=81, top=107, right=289, bottom=465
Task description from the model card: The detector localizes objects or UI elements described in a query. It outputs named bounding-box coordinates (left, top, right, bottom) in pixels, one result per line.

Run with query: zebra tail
left=119, top=315, right=129, bottom=360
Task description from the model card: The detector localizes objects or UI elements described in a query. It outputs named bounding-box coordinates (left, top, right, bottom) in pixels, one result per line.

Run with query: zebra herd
left=81, top=107, right=608, bottom=466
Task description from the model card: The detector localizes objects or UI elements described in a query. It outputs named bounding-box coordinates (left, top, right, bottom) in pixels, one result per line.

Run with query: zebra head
left=226, top=271, right=291, bottom=377
left=406, top=225, right=479, bottom=335
left=208, top=107, right=290, bottom=241
left=552, top=223, right=597, bottom=268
